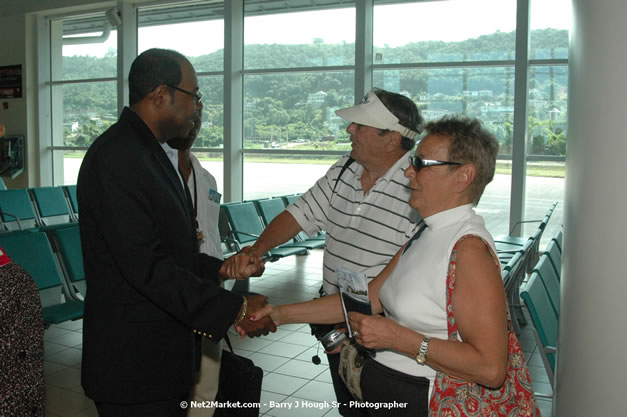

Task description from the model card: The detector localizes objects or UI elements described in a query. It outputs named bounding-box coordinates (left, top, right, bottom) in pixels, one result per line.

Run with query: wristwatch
left=415, top=336, right=431, bottom=365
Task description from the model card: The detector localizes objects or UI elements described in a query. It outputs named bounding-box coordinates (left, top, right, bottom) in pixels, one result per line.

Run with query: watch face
left=416, top=353, right=426, bottom=364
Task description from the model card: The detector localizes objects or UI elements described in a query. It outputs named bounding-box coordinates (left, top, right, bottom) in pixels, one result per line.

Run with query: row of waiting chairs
left=520, top=227, right=563, bottom=388
left=0, top=226, right=84, bottom=326
left=0, top=185, right=78, bottom=232
left=220, top=194, right=325, bottom=263
left=497, top=201, right=558, bottom=335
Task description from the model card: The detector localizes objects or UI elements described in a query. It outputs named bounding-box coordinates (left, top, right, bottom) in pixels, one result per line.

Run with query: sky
left=63, top=0, right=572, bottom=59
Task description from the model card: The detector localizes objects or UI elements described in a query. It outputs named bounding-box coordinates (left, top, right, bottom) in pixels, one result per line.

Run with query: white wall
left=0, top=13, right=32, bottom=188
left=556, top=0, right=627, bottom=415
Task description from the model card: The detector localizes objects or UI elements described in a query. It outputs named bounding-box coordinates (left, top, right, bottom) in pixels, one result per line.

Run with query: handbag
left=338, top=341, right=367, bottom=401
left=214, top=336, right=262, bottom=417
left=428, top=235, right=541, bottom=417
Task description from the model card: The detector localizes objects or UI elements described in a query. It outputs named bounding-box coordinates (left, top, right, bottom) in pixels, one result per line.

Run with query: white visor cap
left=335, top=91, right=419, bottom=140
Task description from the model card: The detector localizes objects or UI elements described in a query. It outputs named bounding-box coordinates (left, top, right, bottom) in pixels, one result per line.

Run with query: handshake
left=218, top=247, right=265, bottom=280
left=233, top=294, right=277, bottom=338
left=219, top=247, right=276, bottom=337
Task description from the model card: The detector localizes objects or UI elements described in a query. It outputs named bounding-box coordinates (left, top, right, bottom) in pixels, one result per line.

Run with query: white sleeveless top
left=376, top=204, right=497, bottom=389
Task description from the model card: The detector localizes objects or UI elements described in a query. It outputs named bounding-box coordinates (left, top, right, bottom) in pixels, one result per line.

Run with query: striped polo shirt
left=286, top=152, right=422, bottom=295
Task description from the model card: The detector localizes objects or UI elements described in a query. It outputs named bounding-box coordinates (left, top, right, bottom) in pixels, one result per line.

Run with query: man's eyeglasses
left=409, top=155, right=463, bottom=171
left=167, top=85, right=202, bottom=104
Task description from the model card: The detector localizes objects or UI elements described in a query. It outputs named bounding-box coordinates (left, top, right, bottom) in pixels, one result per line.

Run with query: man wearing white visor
left=245, top=88, right=423, bottom=416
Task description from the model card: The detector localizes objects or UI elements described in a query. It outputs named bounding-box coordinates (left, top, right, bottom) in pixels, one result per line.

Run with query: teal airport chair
left=29, top=186, right=73, bottom=229
left=532, top=254, right=560, bottom=316
left=254, top=198, right=324, bottom=249
left=222, top=201, right=309, bottom=261
left=63, top=185, right=79, bottom=222
left=0, top=230, right=84, bottom=325
left=50, top=225, right=86, bottom=300
left=521, top=271, right=559, bottom=387
left=494, top=201, right=558, bottom=248
left=281, top=193, right=302, bottom=207
left=0, top=189, right=39, bottom=231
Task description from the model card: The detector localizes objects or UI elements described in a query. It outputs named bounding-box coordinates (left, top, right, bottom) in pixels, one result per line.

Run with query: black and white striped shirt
left=286, top=152, right=422, bottom=295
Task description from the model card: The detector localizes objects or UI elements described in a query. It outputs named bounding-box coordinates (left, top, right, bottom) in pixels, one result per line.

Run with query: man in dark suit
left=77, top=48, right=275, bottom=417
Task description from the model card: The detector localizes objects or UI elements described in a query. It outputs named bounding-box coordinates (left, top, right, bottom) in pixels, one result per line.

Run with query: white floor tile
left=45, top=347, right=83, bottom=367
left=291, top=380, right=336, bottom=403
left=273, top=359, right=328, bottom=380
left=277, top=331, right=318, bottom=347
left=45, top=366, right=82, bottom=390
left=259, top=391, right=288, bottom=414
left=261, top=373, right=309, bottom=395
left=248, top=352, right=291, bottom=372
left=259, top=341, right=310, bottom=358
left=46, top=331, right=83, bottom=348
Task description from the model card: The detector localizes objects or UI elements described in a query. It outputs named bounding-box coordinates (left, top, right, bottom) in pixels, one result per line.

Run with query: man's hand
left=237, top=295, right=277, bottom=337
left=219, top=251, right=264, bottom=280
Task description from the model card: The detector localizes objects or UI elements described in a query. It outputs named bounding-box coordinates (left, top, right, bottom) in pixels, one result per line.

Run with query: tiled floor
left=44, top=249, right=553, bottom=416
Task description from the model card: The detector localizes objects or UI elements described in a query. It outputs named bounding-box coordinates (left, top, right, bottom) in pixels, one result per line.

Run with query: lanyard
left=189, top=164, right=204, bottom=242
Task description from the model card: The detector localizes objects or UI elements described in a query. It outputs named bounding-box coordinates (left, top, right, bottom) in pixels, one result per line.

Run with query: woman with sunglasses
left=251, top=115, right=538, bottom=416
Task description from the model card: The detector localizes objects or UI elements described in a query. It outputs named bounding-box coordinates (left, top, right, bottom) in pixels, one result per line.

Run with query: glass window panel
left=196, top=76, right=224, bottom=148
left=244, top=8, right=355, bottom=69
left=528, top=66, right=568, bottom=156
left=191, top=153, right=224, bottom=198
left=374, top=67, right=515, bottom=140
left=138, top=19, right=224, bottom=72
left=62, top=30, right=117, bottom=80
left=59, top=81, right=117, bottom=147
left=243, top=154, right=335, bottom=201
left=62, top=150, right=84, bottom=185
left=373, top=0, right=516, bottom=64
left=530, top=0, right=571, bottom=59
left=476, top=173, right=512, bottom=239
left=244, top=72, right=355, bottom=151
left=525, top=65, right=567, bottom=247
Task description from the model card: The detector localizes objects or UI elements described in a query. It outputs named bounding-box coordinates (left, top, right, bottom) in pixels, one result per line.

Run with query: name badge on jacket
left=209, top=189, right=222, bottom=204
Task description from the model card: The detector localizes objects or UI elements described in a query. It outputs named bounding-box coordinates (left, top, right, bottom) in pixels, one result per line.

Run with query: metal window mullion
left=117, top=1, right=137, bottom=112
left=37, top=16, right=54, bottom=187
left=243, top=149, right=346, bottom=156
left=529, top=58, right=568, bottom=66
left=242, top=65, right=354, bottom=75
left=510, top=0, right=531, bottom=237
left=223, top=0, right=244, bottom=203
left=48, top=77, right=117, bottom=85
left=373, top=60, right=516, bottom=70
left=50, top=18, right=65, bottom=187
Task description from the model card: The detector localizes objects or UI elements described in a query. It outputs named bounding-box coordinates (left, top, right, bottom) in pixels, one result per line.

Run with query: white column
left=223, top=0, right=244, bottom=203
left=556, top=1, right=627, bottom=416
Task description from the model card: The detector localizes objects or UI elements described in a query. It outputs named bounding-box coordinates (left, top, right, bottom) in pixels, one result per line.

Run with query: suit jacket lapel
left=153, top=143, right=194, bottom=225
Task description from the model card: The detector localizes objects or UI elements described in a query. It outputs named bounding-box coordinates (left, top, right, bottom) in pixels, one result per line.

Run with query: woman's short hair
left=374, top=89, right=423, bottom=150
left=129, top=48, right=187, bottom=105
left=424, top=115, right=499, bottom=205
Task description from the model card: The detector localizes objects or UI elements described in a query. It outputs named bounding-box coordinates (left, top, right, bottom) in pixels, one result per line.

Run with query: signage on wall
left=0, top=65, right=23, bottom=99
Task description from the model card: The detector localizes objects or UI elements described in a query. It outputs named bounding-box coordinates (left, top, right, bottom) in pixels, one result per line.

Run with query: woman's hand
left=251, top=304, right=282, bottom=325
left=348, top=312, right=400, bottom=350
left=235, top=304, right=281, bottom=337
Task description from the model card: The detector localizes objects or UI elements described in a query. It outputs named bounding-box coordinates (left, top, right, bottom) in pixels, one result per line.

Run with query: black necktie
left=403, top=222, right=427, bottom=254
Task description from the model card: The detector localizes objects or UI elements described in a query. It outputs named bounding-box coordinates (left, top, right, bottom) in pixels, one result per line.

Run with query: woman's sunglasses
left=409, top=156, right=463, bottom=171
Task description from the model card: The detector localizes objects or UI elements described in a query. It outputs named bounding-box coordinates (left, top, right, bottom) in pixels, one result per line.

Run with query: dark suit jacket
left=78, top=107, right=242, bottom=403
